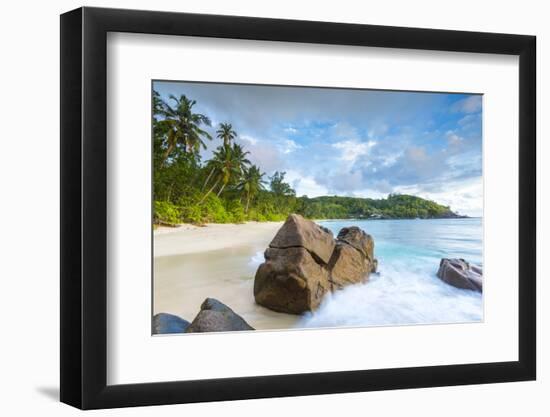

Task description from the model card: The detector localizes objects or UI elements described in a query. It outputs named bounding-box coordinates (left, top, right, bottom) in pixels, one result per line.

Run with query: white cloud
left=315, top=169, right=364, bottom=194
left=452, top=95, right=482, bottom=113
left=381, top=152, right=401, bottom=167
left=240, top=135, right=258, bottom=145
left=235, top=135, right=284, bottom=172
left=279, top=139, right=302, bottom=154
left=332, top=140, right=376, bottom=163
left=367, top=124, right=388, bottom=139
left=331, top=122, right=356, bottom=139
left=458, top=114, right=478, bottom=127
left=285, top=170, right=328, bottom=197
left=446, top=131, right=463, bottom=146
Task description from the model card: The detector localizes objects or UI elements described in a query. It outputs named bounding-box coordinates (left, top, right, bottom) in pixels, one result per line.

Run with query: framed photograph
left=60, top=6, right=536, bottom=409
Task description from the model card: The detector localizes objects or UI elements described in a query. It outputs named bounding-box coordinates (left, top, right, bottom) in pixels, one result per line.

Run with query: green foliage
left=177, top=194, right=202, bottom=224
left=199, top=193, right=232, bottom=223
left=152, top=90, right=460, bottom=225
left=157, top=94, right=212, bottom=166
left=269, top=171, right=296, bottom=197
left=295, top=194, right=456, bottom=220
left=225, top=199, right=246, bottom=223
left=237, top=165, right=266, bottom=213
left=154, top=201, right=181, bottom=224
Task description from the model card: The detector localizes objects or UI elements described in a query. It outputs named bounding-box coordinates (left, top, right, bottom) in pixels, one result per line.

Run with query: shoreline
left=154, top=221, right=284, bottom=257
left=153, top=217, right=479, bottom=257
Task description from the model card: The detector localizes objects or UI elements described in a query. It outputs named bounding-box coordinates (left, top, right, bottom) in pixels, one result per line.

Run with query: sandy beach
left=154, top=222, right=283, bottom=256
left=153, top=221, right=301, bottom=330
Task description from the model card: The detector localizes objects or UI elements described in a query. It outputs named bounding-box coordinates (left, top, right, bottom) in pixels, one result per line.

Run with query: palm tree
left=237, top=165, right=266, bottom=213
left=199, top=143, right=251, bottom=203
left=199, top=146, right=232, bottom=203
left=158, top=94, right=212, bottom=166
left=230, top=143, right=251, bottom=174
left=202, top=123, right=238, bottom=190
left=216, top=123, right=237, bottom=147
left=152, top=90, right=163, bottom=120
left=216, top=143, right=251, bottom=196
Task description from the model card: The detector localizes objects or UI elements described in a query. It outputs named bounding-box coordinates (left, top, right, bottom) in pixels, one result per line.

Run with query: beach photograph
left=152, top=81, right=483, bottom=335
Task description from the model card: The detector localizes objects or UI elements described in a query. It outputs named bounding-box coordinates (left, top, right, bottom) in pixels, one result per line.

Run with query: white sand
left=153, top=221, right=301, bottom=330
left=154, top=222, right=283, bottom=256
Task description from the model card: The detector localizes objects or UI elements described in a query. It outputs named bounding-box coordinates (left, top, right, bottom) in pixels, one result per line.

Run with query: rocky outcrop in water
left=336, top=227, right=375, bottom=261
left=254, top=214, right=377, bottom=314
left=436, top=258, right=482, bottom=292
left=185, top=298, right=255, bottom=333
left=330, top=226, right=376, bottom=290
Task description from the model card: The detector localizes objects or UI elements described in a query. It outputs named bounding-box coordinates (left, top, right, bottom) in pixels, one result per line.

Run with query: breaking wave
left=297, top=259, right=483, bottom=328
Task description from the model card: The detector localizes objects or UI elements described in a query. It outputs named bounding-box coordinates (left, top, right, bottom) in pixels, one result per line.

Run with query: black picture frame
left=60, top=6, right=536, bottom=410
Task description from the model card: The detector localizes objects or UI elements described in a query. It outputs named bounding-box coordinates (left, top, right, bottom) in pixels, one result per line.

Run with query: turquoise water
left=296, top=218, right=483, bottom=328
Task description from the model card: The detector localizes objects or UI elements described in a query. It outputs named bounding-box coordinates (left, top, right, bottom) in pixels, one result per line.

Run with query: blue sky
left=154, top=81, right=483, bottom=216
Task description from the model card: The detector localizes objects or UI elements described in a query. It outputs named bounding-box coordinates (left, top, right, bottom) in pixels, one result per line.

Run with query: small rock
left=437, top=258, right=482, bottom=292
left=185, top=298, right=254, bottom=333
left=153, top=313, right=190, bottom=334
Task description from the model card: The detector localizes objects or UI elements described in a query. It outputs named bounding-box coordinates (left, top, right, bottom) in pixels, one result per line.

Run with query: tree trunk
left=245, top=191, right=250, bottom=213
left=199, top=177, right=220, bottom=204
left=202, top=168, right=215, bottom=190
left=160, top=143, right=175, bottom=168
left=166, top=180, right=175, bottom=201
left=216, top=182, right=226, bottom=197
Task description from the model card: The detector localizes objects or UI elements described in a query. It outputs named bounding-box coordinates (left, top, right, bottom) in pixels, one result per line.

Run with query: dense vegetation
left=295, top=194, right=462, bottom=220
left=152, top=91, right=462, bottom=225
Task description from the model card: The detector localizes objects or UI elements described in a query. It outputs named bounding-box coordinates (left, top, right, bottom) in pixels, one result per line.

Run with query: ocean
left=295, top=217, right=483, bottom=328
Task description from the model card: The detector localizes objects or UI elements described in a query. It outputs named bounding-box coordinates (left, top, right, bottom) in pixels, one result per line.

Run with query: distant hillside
left=295, top=193, right=466, bottom=220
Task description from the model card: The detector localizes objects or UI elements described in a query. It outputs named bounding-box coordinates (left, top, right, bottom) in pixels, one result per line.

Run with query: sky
left=153, top=81, right=483, bottom=216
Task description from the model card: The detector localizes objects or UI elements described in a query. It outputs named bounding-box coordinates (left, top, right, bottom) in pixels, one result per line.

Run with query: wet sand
left=153, top=222, right=300, bottom=329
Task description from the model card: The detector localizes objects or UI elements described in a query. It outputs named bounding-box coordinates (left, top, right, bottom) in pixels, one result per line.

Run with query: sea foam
left=297, top=259, right=483, bottom=329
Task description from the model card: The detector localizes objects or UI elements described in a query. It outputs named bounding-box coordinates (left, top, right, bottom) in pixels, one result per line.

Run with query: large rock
left=254, top=247, right=330, bottom=314
left=254, top=214, right=377, bottom=314
left=437, top=258, right=483, bottom=292
left=185, top=298, right=254, bottom=333
left=328, top=242, right=371, bottom=290
left=153, top=313, right=190, bottom=334
left=337, top=226, right=374, bottom=262
left=269, top=214, right=335, bottom=264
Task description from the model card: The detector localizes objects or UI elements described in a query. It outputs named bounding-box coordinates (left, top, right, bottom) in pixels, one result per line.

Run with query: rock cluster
left=153, top=298, right=254, bottom=334
left=436, top=258, right=483, bottom=292
left=254, top=214, right=377, bottom=314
